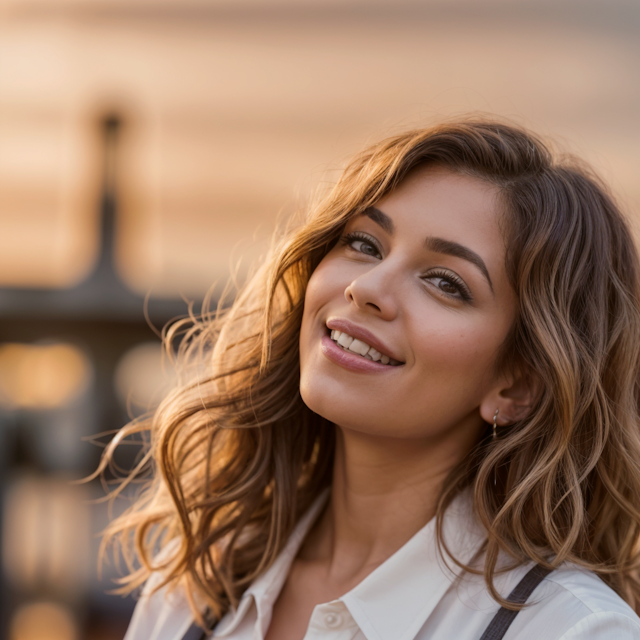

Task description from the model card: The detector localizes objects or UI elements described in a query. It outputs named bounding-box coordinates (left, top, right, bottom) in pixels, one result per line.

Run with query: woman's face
left=299, top=166, right=517, bottom=444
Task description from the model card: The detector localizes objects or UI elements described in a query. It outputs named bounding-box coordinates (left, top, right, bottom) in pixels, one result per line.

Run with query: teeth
left=328, top=328, right=400, bottom=366
left=337, top=333, right=354, bottom=348
left=348, top=339, right=370, bottom=356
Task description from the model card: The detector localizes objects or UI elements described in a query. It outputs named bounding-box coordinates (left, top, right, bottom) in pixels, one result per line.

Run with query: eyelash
left=341, top=231, right=382, bottom=258
left=340, top=231, right=473, bottom=302
left=426, top=269, right=473, bottom=302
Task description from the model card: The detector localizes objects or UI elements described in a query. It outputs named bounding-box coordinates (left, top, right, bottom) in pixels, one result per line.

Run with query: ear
left=479, top=367, right=542, bottom=427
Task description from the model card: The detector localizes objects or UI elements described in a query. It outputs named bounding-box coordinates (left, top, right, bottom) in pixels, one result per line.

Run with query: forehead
left=373, top=166, right=503, bottom=241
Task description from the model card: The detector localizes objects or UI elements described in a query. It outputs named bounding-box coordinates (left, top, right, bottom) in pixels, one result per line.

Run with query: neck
left=301, top=425, right=473, bottom=583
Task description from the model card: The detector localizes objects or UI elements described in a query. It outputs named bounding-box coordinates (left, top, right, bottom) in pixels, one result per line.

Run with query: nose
left=344, top=264, right=399, bottom=320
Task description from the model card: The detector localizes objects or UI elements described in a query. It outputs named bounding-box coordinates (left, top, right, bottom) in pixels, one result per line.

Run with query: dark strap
left=180, top=611, right=215, bottom=640
left=180, top=622, right=209, bottom=640
left=479, top=564, right=552, bottom=640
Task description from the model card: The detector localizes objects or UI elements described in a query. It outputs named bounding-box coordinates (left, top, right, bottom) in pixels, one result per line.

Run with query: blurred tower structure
left=0, top=112, right=189, bottom=639
left=0, top=111, right=188, bottom=470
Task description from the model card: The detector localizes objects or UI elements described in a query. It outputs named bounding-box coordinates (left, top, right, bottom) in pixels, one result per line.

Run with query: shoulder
left=505, top=564, right=640, bottom=640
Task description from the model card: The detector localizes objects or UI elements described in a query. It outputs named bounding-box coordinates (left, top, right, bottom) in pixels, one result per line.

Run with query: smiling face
left=299, top=166, right=517, bottom=447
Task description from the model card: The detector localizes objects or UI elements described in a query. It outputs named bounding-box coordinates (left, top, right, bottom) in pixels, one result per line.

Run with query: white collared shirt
left=125, top=490, right=640, bottom=640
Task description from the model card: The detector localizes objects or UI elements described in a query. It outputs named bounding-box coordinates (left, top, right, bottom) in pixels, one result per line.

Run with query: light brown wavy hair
left=97, top=118, right=640, bottom=622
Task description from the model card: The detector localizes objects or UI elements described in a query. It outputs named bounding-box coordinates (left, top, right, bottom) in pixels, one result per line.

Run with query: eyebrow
left=364, top=207, right=394, bottom=234
left=362, top=206, right=494, bottom=293
left=425, top=237, right=494, bottom=293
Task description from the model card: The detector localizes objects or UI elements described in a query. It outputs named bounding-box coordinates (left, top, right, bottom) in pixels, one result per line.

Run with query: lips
left=330, top=329, right=402, bottom=365
left=325, top=318, right=404, bottom=365
left=320, top=335, right=398, bottom=373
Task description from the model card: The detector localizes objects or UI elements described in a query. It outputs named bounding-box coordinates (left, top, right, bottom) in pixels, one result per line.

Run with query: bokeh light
left=114, top=341, right=176, bottom=411
left=0, top=343, right=90, bottom=410
left=2, top=476, right=90, bottom=594
left=10, top=601, right=78, bottom=640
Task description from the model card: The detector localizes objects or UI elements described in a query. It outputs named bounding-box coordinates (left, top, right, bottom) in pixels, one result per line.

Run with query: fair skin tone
left=265, top=167, right=537, bottom=640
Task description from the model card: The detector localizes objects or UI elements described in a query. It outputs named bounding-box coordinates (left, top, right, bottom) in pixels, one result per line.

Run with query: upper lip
left=325, top=318, right=404, bottom=363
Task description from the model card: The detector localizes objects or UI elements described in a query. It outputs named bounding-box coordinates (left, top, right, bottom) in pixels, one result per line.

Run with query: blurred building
left=0, top=114, right=187, bottom=639
left=1, top=0, right=640, bottom=638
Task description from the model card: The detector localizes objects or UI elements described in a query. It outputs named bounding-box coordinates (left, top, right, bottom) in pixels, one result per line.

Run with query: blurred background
left=1, top=0, right=640, bottom=638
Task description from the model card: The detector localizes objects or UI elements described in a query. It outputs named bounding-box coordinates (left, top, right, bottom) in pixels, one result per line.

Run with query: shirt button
left=324, top=612, right=343, bottom=628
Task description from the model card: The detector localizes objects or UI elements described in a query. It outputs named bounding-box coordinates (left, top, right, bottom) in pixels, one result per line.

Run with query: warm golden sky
left=1, top=0, right=639, bottom=296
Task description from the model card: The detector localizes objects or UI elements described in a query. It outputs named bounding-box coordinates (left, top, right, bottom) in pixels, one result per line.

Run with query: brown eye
left=423, top=271, right=473, bottom=302
left=438, top=279, right=459, bottom=295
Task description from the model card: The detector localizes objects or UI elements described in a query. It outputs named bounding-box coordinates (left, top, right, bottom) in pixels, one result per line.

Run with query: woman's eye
left=424, top=273, right=472, bottom=301
left=343, top=233, right=382, bottom=259
left=433, top=277, right=459, bottom=295
left=351, top=239, right=380, bottom=257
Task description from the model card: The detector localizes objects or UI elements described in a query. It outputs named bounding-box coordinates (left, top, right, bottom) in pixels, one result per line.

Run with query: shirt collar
left=214, top=488, right=486, bottom=640
left=340, top=489, right=486, bottom=640
left=214, top=489, right=331, bottom=637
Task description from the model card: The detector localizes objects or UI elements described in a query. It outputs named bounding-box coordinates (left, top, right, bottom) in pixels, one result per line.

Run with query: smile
left=329, top=329, right=402, bottom=366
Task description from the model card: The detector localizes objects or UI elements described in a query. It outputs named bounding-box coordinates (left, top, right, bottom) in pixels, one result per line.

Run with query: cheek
left=301, top=258, right=350, bottom=327
left=300, top=260, right=343, bottom=358
left=405, top=313, right=506, bottom=401
left=303, top=264, right=331, bottom=312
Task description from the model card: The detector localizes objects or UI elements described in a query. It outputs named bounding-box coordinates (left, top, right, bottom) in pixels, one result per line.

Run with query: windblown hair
left=97, top=118, right=640, bottom=621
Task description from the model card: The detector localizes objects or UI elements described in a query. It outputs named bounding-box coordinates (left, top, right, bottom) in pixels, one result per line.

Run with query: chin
left=300, top=374, right=394, bottom=436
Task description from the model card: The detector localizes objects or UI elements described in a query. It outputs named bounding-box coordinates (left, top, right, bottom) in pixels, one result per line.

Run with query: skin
left=265, top=166, right=537, bottom=640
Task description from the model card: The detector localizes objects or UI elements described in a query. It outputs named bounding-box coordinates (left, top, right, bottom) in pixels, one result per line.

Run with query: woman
left=105, top=120, right=640, bottom=639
